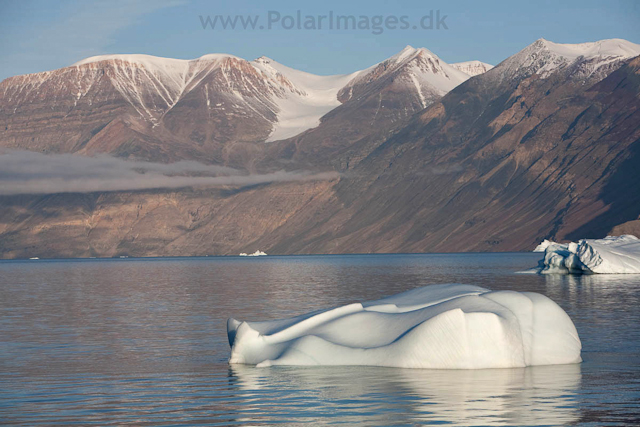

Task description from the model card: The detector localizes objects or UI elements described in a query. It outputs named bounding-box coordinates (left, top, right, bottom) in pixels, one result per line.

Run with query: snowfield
left=227, top=284, right=581, bottom=369
left=532, top=235, right=640, bottom=274
left=251, top=56, right=363, bottom=142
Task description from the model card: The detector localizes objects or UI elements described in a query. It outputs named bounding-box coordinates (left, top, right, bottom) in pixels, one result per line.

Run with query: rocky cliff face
left=272, top=41, right=640, bottom=253
left=0, top=180, right=337, bottom=259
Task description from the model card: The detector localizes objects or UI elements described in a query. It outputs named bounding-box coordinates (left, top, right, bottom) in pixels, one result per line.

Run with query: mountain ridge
left=0, top=38, right=638, bottom=258
left=0, top=46, right=485, bottom=152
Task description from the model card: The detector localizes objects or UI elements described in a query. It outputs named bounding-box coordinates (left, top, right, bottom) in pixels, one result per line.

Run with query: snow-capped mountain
left=338, top=46, right=471, bottom=109
left=0, top=53, right=291, bottom=158
left=451, top=60, right=494, bottom=77
left=493, top=38, right=640, bottom=83
left=0, top=45, right=489, bottom=163
left=261, top=46, right=482, bottom=171
left=305, top=39, right=640, bottom=254
left=68, top=54, right=242, bottom=124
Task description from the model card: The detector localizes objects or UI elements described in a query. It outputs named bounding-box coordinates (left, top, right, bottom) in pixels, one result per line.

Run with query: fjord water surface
left=1, top=253, right=639, bottom=425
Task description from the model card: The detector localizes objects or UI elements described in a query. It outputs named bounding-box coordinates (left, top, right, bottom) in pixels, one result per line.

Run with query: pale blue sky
left=0, top=0, right=639, bottom=81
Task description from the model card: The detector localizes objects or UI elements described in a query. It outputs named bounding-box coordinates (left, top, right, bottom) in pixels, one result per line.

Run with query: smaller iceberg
left=532, top=235, right=640, bottom=274
left=239, top=250, right=267, bottom=257
left=227, top=284, right=581, bottom=369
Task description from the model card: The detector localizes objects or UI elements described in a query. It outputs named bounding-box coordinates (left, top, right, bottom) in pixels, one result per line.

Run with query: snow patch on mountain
left=451, top=60, right=494, bottom=77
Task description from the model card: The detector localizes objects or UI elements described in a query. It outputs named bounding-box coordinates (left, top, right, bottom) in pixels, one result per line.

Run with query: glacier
left=227, top=284, right=581, bottom=369
left=532, top=235, right=640, bottom=274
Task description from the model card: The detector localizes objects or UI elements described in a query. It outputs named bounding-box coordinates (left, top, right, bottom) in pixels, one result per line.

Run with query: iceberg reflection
left=229, top=363, right=581, bottom=426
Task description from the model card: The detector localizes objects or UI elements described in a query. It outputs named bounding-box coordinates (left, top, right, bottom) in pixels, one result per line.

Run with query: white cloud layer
left=0, top=151, right=338, bottom=195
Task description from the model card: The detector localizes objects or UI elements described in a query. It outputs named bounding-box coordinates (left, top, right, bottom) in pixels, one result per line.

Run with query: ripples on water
left=1, top=254, right=639, bottom=425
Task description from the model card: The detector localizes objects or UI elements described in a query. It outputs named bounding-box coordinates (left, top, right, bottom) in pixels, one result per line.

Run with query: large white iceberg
left=533, top=235, right=640, bottom=274
left=227, top=284, right=581, bottom=369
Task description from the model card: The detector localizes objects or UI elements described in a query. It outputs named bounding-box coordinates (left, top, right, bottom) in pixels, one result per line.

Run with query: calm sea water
left=1, top=253, right=639, bottom=426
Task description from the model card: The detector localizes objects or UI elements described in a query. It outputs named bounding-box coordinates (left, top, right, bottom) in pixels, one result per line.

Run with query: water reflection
left=544, top=271, right=640, bottom=291
left=541, top=272, right=640, bottom=354
left=229, top=364, right=581, bottom=426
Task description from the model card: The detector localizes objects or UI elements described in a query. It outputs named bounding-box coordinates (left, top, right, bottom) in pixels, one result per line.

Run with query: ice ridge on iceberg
left=532, top=235, right=640, bottom=274
left=533, top=239, right=563, bottom=252
left=227, top=284, right=582, bottom=369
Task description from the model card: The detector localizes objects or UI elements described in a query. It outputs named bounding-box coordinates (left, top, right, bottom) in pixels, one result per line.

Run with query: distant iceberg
left=227, top=284, right=581, bottom=369
left=239, top=250, right=267, bottom=257
left=531, top=235, right=640, bottom=274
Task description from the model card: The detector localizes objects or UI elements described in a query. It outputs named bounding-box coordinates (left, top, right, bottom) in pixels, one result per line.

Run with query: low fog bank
left=0, top=151, right=339, bottom=195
